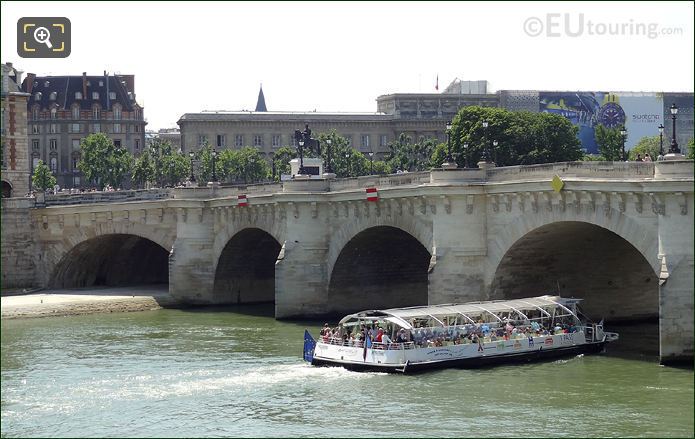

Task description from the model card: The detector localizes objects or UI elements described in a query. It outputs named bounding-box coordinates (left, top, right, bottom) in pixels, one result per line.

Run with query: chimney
left=25, top=73, right=36, bottom=93
left=82, top=72, right=87, bottom=98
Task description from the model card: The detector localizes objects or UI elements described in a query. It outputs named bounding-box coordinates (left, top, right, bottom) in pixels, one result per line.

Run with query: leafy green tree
left=627, top=136, right=661, bottom=161
left=316, top=130, right=356, bottom=177
left=271, top=146, right=296, bottom=180
left=197, top=142, right=217, bottom=183
left=371, top=160, right=392, bottom=175
left=686, top=138, right=694, bottom=160
left=217, top=147, right=270, bottom=184
left=132, top=150, right=155, bottom=188
left=31, top=160, right=57, bottom=191
left=160, top=152, right=190, bottom=186
left=446, top=106, right=583, bottom=168
left=385, top=133, right=438, bottom=172
left=77, top=133, right=133, bottom=189
left=594, top=125, right=624, bottom=162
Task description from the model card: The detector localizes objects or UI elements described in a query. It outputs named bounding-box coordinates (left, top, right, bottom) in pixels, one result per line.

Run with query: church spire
left=255, top=84, right=267, bottom=112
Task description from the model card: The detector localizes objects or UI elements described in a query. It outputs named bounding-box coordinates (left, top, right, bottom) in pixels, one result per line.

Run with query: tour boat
left=302, top=295, right=618, bottom=373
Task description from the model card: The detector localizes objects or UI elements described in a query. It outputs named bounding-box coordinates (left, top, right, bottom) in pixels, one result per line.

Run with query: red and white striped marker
left=366, top=187, right=378, bottom=202
left=237, top=194, right=248, bottom=207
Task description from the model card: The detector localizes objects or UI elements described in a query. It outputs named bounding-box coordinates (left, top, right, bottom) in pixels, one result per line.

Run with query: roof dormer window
left=99, top=80, right=104, bottom=87
left=49, top=91, right=57, bottom=101
left=44, top=81, right=50, bottom=88
left=92, top=92, right=99, bottom=100
left=109, top=91, right=116, bottom=100
left=75, top=91, right=82, bottom=100
left=34, top=92, right=42, bottom=101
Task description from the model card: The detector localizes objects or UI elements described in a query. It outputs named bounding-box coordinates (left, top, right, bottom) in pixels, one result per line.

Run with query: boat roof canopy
left=338, top=295, right=581, bottom=329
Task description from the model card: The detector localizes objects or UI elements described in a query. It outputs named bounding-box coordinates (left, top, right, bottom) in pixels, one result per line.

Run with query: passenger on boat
left=382, top=331, right=392, bottom=345
left=320, top=323, right=330, bottom=336
left=395, top=329, right=407, bottom=343
left=530, top=321, right=541, bottom=332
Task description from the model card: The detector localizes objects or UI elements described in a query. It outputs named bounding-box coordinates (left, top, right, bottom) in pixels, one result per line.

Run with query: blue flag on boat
left=303, top=329, right=316, bottom=363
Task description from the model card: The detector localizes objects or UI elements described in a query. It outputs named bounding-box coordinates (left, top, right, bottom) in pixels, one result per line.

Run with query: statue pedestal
left=293, top=174, right=311, bottom=180
left=321, top=172, right=337, bottom=179
left=663, top=153, right=686, bottom=161
left=442, top=162, right=459, bottom=170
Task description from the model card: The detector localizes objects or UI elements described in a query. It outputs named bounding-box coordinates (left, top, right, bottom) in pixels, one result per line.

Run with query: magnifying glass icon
left=33, top=26, right=53, bottom=49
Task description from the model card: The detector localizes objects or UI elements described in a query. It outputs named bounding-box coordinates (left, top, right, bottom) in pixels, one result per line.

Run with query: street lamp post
left=211, top=148, right=218, bottom=182
left=443, top=121, right=457, bottom=169
left=620, top=126, right=627, bottom=161
left=368, top=151, right=374, bottom=175
left=481, top=120, right=491, bottom=163
left=658, top=124, right=665, bottom=159
left=189, top=151, right=196, bottom=183
left=271, top=155, right=276, bottom=181
left=492, top=140, right=499, bottom=164
left=325, top=138, right=333, bottom=174
left=668, top=103, right=680, bottom=154
left=463, top=142, right=469, bottom=168
left=345, top=152, right=351, bottom=177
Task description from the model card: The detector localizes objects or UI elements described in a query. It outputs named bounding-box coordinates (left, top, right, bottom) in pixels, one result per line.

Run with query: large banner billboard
left=539, top=92, right=665, bottom=154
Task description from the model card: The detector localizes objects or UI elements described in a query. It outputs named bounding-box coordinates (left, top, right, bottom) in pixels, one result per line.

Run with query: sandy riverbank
left=1, top=285, right=177, bottom=320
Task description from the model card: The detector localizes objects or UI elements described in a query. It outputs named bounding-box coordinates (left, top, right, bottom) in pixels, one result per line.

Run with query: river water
left=2, top=305, right=693, bottom=437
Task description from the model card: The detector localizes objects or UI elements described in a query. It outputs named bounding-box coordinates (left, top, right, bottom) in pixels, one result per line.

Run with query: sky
left=2, top=1, right=693, bottom=130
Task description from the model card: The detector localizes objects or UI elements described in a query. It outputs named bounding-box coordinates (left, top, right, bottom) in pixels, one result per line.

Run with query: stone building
left=22, top=71, right=146, bottom=188
left=179, top=79, right=693, bottom=159
left=1, top=62, right=31, bottom=198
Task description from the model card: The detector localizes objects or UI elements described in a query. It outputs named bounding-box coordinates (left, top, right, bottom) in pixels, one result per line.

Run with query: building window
left=71, top=123, right=80, bottom=133
left=92, top=92, right=99, bottom=100
left=32, top=107, right=39, bottom=120
left=32, top=140, right=40, bottom=151
left=380, top=135, right=388, bottom=147
left=34, top=92, right=42, bottom=101
left=72, top=106, right=80, bottom=119
left=109, top=91, right=116, bottom=100
left=99, top=80, right=104, bottom=87
left=216, top=134, right=226, bottom=148
left=253, top=135, right=263, bottom=147
left=72, top=156, right=79, bottom=169
left=32, top=125, right=39, bottom=134
left=49, top=92, right=57, bottom=101
left=113, top=124, right=121, bottom=133
left=50, top=108, right=57, bottom=119
left=198, top=134, right=208, bottom=146
left=113, top=105, right=121, bottom=120
left=272, top=135, right=281, bottom=148
left=50, top=139, right=58, bottom=150
left=235, top=134, right=243, bottom=147
left=93, top=106, right=100, bottom=119
left=75, top=91, right=82, bottom=100
left=92, top=123, right=100, bottom=133
left=135, top=125, right=140, bottom=133
left=135, top=139, right=140, bottom=150
left=50, top=156, right=58, bottom=173
left=114, top=140, right=121, bottom=147
left=50, top=124, right=58, bottom=134
left=72, top=139, right=80, bottom=150
left=360, top=134, right=370, bottom=150
left=135, top=108, right=141, bottom=120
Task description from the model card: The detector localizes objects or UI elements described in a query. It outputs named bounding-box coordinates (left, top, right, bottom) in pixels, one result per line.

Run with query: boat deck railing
left=318, top=338, right=416, bottom=350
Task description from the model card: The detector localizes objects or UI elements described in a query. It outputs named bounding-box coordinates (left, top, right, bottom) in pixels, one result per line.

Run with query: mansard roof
left=22, top=74, right=138, bottom=111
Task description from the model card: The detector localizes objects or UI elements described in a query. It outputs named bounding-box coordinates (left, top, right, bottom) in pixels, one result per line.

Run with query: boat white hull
left=311, top=332, right=607, bottom=373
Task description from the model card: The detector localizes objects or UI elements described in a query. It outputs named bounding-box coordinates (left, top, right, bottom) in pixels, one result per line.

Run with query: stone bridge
left=2, top=161, right=693, bottom=364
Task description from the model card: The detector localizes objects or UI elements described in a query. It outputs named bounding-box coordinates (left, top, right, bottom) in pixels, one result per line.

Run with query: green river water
left=1, top=305, right=693, bottom=437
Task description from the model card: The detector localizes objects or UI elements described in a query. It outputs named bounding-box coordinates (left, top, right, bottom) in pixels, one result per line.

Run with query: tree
left=271, top=146, right=296, bottom=180
left=627, top=136, right=661, bottom=161
left=594, top=125, right=624, bottom=161
left=316, top=130, right=356, bottom=177
left=132, top=150, right=155, bottom=188
left=77, top=133, right=133, bottom=189
left=687, top=138, right=695, bottom=160
left=197, top=142, right=216, bottom=183
left=160, top=152, right=189, bottom=187
left=217, top=147, right=270, bottom=184
left=384, top=133, right=439, bottom=172
left=445, top=106, right=583, bottom=168
left=31, top=160, right=57, bottom=191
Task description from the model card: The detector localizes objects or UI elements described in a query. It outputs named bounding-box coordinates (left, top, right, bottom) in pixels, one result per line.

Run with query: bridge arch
left=1, top=180, right=13, bottom=198
left=51, top=233, right=170, bottom=288
left=327, top=225, right=431, bottom=314
left=489, top=208, right=659, bottom=322
left=213, top=227, right=283, bottom=304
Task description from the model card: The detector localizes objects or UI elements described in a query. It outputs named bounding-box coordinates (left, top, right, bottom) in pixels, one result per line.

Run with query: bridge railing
left=43, top=188, right=171, bottom=206
left=485, top=161, right=657, bottom=181
left=329, top=171, right=431, bottom=192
